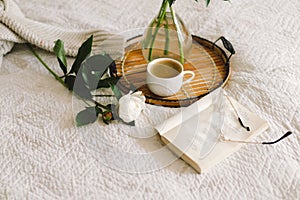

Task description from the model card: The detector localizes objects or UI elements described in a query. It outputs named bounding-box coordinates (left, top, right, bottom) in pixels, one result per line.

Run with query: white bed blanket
left=0, top=0, right=299, bottom=199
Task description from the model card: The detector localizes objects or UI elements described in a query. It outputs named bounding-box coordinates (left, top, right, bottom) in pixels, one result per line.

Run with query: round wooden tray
left=116, top=35, right=231, bottom=107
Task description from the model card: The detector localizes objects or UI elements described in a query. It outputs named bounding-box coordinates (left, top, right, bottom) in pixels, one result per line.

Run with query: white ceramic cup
left=146, top=58, right=195, bottom=97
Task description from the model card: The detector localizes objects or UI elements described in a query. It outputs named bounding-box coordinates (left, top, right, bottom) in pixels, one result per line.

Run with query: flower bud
left=102, top=111, right=113, bottom=124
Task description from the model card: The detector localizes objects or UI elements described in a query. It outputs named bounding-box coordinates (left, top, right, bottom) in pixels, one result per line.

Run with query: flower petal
left=118, top=91, right=146, bottom=123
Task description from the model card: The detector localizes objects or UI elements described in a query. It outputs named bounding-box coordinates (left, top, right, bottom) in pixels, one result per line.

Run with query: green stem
left=93, top=100, right=110, bottom=111
left=148, top=0, right=168, bottom=61
left=60, top=74, right=68, bottom=78
left=93, top=94, right=115, bottom=97
left=157, top=0, right=168, bottom=18
left=169, top=6, right=185, bottom=64
left=164, top=18, right=170, bottom=55
left=27, top=44, right=66, bottom=87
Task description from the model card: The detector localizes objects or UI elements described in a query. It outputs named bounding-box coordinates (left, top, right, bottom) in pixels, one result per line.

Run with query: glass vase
left=142, top=0, right=192, bottom=64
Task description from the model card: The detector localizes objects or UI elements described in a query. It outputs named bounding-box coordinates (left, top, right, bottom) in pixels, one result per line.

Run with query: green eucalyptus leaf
left=73, top=74, right=93, bottom=99
left=76, top=106, right=99, bottom=126
left=206, top=0, right=211, bottom=6
left=204, top=0, right=229, bottom=6
left=109, top=83, right=122, bottom=101
left=54, top=40, right=67, bottom=75
left=79, top=54, right=117, bottom=90
left=97, top=77, right=120, bottom=89
left=85, top=54, right=115, bottom=77
left=123, top=120, right=135, bottom=126
left=167, top=0, right=175, bottom=6
left=64, top=75, right=76, bottom=90
left=65, top=74, right=92, bottom=100
left=70, top=35, right=93, bottom=74
left=58, top=59, right=67, bottom=75
left=80, top=63, right=99, bottom=90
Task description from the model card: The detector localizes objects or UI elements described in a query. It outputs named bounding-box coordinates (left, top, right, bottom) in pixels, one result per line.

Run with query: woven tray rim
left=117, top=35, right=231, bottom=107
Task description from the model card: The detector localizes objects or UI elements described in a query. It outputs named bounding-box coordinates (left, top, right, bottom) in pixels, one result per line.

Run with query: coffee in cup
left=146, top=58, right=195, bottom=97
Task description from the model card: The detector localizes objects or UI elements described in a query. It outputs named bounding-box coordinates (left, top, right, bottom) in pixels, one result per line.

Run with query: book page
left=155, top=89, right=269, bottom=172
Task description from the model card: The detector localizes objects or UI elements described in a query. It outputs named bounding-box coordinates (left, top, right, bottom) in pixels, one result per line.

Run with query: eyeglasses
left=219, top=90, right=293, bottom=145
left=219, top=131, right=292, bottom=145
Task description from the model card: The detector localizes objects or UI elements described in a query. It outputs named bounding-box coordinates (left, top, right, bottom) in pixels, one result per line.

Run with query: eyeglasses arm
left=219, top=131, right=293, bottom=145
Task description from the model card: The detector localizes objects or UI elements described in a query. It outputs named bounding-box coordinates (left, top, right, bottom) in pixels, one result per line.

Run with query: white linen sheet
left=0, top=0, right=299, bottom=199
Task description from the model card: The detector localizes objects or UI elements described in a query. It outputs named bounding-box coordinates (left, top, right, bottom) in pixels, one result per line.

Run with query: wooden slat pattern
left=116, top=35, right=230, bottom=107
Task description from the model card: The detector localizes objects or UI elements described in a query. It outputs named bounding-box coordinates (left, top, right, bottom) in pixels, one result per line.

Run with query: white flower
left=118, top=91, right=146, bottom=123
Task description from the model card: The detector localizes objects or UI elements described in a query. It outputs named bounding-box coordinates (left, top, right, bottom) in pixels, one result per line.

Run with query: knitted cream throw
left=0, top=0, right=124, bottom=62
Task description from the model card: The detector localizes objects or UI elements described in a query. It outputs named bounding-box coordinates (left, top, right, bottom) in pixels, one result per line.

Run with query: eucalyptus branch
left=27, top=44, right=66, bottom=87
left=27, top=36, right=128, bottom=126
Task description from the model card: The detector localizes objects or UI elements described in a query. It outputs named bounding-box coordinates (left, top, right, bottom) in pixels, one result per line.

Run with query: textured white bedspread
left=0, top=0, right=299, bottom=199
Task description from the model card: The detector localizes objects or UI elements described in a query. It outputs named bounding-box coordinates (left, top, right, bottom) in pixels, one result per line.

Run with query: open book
left=155, top=88, right=269, bottom=173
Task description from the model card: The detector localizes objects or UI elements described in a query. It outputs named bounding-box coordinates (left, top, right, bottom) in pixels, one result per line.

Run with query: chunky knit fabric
left=0, top=0, right=124, bottom=61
